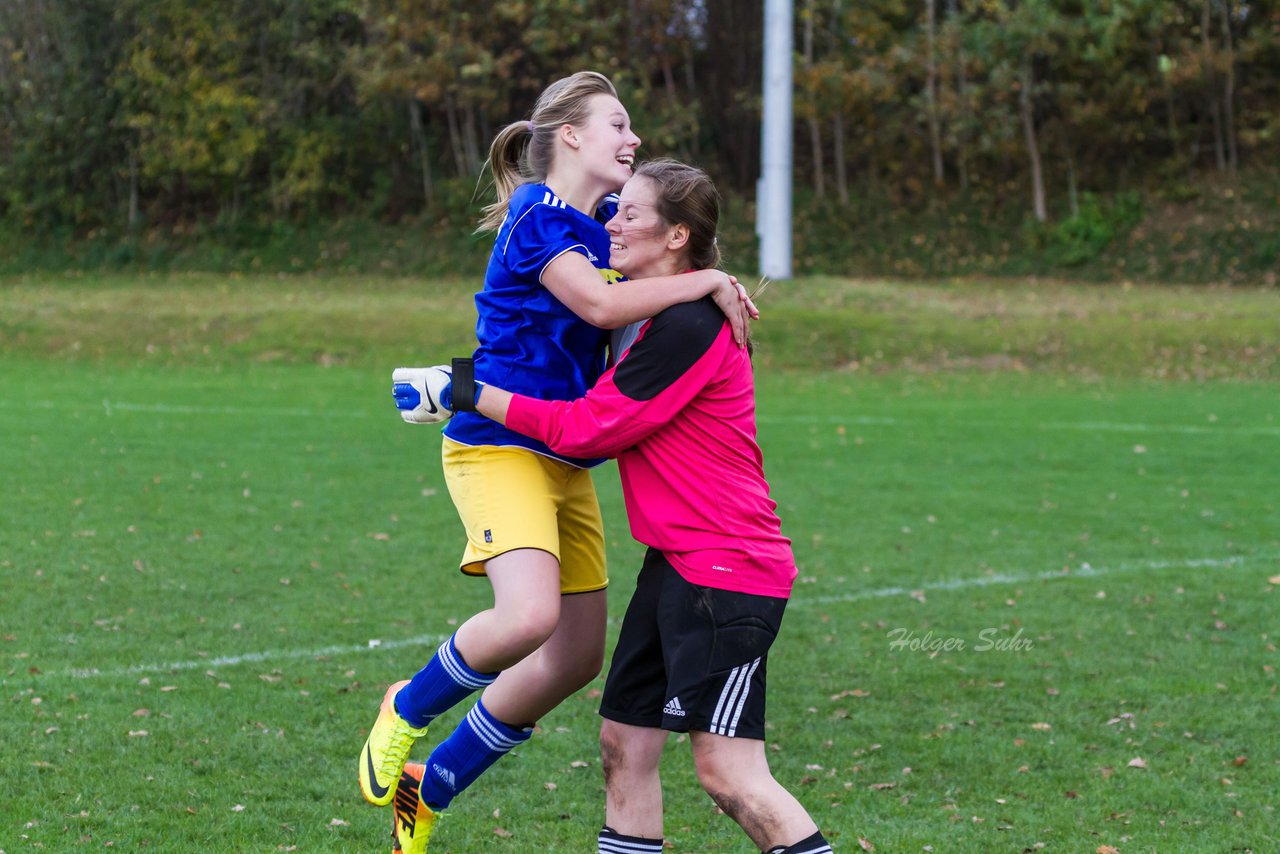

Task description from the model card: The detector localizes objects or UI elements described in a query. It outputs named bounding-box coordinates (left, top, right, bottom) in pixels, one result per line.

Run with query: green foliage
left=1038, top=192, right=1145, bottom=267
left=3, top=165, right=1277, bottom=287
left=0, top=0, right=128, bottom=230
left=3, top=0, right=1279, bottom=238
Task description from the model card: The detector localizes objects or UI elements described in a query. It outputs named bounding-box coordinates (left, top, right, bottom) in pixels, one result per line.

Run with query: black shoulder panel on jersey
left=613, top=296, right=724, bottom=401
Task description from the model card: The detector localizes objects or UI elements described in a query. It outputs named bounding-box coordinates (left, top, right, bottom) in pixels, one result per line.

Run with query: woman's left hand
left=710, top=274, right=758, bottom=347
left=730, top=275, right=760, bottom=319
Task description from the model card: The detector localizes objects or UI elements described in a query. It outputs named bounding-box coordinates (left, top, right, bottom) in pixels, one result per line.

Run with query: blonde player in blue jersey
left=358, top=71, right=756, bottom=853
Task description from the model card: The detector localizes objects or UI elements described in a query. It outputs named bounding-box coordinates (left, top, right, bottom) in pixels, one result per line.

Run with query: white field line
left=758, top=414, right=1280, bottom=437
left=0, top=398, right=371, bottom=418
left=787, top=554, right=1260, bottom=608
left=55, top=553, right=1267, bottom=681
left=99, top=400, right=371, bottom=419
left=62, top=633, right=447, bottom=680
left=4, top=397, right=1277, bottom=436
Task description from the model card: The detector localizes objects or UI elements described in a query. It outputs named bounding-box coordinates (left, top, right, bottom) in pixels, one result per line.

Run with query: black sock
left=765, top=830, right=833, bottom=854
left=599, top=825, right=664, bottom=853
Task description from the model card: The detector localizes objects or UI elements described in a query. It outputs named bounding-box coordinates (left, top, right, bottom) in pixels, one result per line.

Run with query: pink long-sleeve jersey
left=504, top=296, right=797, bottom=598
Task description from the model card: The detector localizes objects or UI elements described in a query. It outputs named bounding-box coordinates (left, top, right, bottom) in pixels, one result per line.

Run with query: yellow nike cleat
left=391, top=763, right=439, bottom=854
left=359, top=680, right=428, bottom=806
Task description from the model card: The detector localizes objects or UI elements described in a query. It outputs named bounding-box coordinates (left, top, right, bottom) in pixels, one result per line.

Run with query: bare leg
left=452, top=548, right=564, bottom=673
left=601, top=720, right=668, bottom=839
left=689, top=731, right=818, bottom=851
left=481, top=585, right=608, bottom=724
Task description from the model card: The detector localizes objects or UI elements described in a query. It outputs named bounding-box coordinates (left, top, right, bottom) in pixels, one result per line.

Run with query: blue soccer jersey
left=444, top=183, right=621, bottom=467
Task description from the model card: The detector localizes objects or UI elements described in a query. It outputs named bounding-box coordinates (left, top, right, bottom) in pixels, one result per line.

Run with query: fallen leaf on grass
left=1097, top=846, right=1121, bottom=854
left=1127, top=757, right=1147, bottom=769
left=328, top=818, right=349, bottom=827
left=830, top=689, right=871, bottom=700
left=1031, top=722, right=1052, bottom=731
left=858, top=838, right=875, bottom=851
left=493, top=827, right=512, bottom=838
left=1267, top=575, right=1280, bottom=586
left=868, top=782, right=896, bottom=790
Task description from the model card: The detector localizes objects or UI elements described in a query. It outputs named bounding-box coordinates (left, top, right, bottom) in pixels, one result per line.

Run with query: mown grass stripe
left=3, top=397, right=1276, bottom=436
left=55, top=552, right=1268, bottom=681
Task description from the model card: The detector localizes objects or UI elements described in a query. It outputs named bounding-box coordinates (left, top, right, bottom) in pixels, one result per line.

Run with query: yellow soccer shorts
left=441, top=438, right=608, bottom=594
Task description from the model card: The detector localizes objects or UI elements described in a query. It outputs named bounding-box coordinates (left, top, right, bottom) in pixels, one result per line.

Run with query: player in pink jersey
left=368, top=74, right=758, bottom=854
left=416, top=160, right=834, bottom=854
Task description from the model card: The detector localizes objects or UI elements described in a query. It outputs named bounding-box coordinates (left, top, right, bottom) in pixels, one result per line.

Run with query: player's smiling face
left=574, top=94, right=640, bottom=192
left=606, top=175, right=682, bottom=279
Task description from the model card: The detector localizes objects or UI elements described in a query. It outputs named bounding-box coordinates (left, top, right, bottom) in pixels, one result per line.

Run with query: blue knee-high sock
left=394, top=633, right=498, bottom=728
left=417, top=698, right=532, bottom=809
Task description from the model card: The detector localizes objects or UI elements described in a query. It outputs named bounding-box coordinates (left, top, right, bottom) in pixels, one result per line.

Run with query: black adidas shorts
left=599, top=548, right=787, bottom=740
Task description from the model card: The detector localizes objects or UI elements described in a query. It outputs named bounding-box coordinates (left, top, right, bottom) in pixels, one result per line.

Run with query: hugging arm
left=541, top=251, right=757, bottom=346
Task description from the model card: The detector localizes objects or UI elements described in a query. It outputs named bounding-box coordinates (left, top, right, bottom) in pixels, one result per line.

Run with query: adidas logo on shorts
left=662, top=697, right=687, bottom=717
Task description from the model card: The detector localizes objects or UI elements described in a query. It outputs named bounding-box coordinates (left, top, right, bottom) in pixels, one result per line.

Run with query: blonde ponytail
left=478, top=121, right=534, bottom=232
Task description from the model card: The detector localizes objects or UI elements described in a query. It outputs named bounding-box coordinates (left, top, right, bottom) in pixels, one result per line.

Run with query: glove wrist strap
left=451, top=358, right=478, bottom=413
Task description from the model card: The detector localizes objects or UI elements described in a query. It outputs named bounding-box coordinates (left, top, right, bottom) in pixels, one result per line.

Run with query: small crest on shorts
left=484, top=529, right=493, bottom=543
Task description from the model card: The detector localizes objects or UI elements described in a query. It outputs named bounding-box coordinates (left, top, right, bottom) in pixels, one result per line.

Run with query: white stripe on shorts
left=709, top=656, right=762, bottom=737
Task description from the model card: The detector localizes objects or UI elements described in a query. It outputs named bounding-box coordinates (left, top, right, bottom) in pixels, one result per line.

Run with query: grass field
left=2, top=274, right=1278, bottom=853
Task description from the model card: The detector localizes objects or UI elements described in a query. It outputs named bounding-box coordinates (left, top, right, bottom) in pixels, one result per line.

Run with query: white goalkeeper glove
left=392, top=365, right=453, bottom=424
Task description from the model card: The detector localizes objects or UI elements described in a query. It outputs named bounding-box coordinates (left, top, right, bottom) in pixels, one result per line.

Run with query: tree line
left=1, top=0, right=1276, bottom=236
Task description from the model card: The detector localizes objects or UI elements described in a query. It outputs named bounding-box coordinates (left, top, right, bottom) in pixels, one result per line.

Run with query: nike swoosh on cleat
left=364, top=743, right=391, bottom=801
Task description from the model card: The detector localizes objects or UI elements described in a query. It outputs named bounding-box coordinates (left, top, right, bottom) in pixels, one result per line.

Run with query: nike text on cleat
left=359, top=680, right=429, bottom=806
left=392, top=762, right=439, bottom=854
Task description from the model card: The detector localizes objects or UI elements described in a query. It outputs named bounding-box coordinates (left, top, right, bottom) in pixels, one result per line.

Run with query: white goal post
left=758, top=0, right=794, bottom=280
